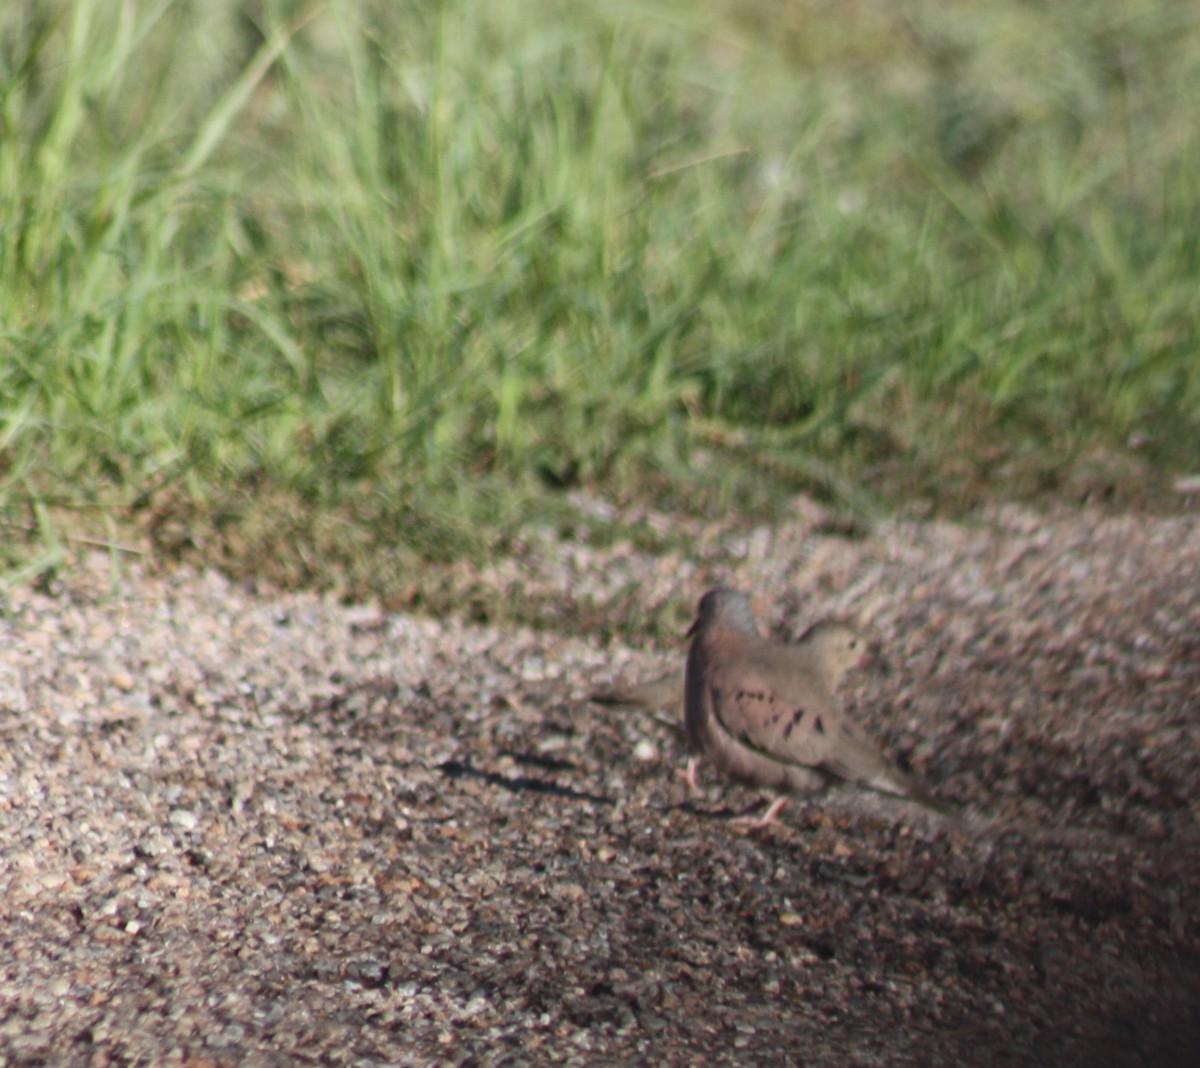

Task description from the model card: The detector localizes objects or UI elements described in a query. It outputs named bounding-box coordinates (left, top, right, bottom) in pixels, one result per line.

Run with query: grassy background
left=1, top=0, right=1198, bottom=599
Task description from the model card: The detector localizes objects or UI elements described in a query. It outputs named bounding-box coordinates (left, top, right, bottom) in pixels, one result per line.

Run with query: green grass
left=1, top=0, right=1198, bottom=596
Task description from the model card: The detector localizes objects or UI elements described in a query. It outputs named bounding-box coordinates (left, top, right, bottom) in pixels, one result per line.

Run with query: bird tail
left=869, top=765, right=957, bottom=818
left=589, top=672, right=682, bottom=713
left=832, top=734, right=956, bottom=818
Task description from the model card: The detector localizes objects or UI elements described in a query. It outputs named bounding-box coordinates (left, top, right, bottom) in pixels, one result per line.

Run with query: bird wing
left=707, top=643, right=916, bottom=797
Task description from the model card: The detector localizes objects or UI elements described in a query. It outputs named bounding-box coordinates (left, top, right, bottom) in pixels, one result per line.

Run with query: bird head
left=798, top=619, right=872, bottom=679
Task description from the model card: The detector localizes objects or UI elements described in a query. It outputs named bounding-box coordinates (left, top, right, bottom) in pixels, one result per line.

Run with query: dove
left=684, top=587, right=943, bottom=826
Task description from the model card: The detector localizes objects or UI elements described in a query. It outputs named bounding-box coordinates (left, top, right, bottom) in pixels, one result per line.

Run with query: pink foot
left=681, top=758, right=700, bottom=793
left=731, top=795, right=789, bottom=828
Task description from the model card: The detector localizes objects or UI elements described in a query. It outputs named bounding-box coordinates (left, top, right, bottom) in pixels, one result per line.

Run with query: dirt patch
left=0, top=501, right=1196, bottom=1065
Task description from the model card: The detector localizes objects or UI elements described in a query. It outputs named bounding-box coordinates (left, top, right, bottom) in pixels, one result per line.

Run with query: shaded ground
left=0, top=502, right=1197, bottom=1065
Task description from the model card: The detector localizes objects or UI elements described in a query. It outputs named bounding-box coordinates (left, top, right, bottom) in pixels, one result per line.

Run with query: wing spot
left=782, top=708, right=806, bottom=739
left=737, top=688, right=771, bottom=704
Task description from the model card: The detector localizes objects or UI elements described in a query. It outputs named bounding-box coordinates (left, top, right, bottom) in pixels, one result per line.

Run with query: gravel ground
left=0, top=501, right=1197, bottom=1066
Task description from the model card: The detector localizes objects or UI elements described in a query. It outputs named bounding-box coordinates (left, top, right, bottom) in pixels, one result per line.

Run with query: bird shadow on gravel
left=438, top=756, right=618, bottom=808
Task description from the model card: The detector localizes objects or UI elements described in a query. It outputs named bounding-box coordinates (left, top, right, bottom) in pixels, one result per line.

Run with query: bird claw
left=730, top=795, right=789, bottom=829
